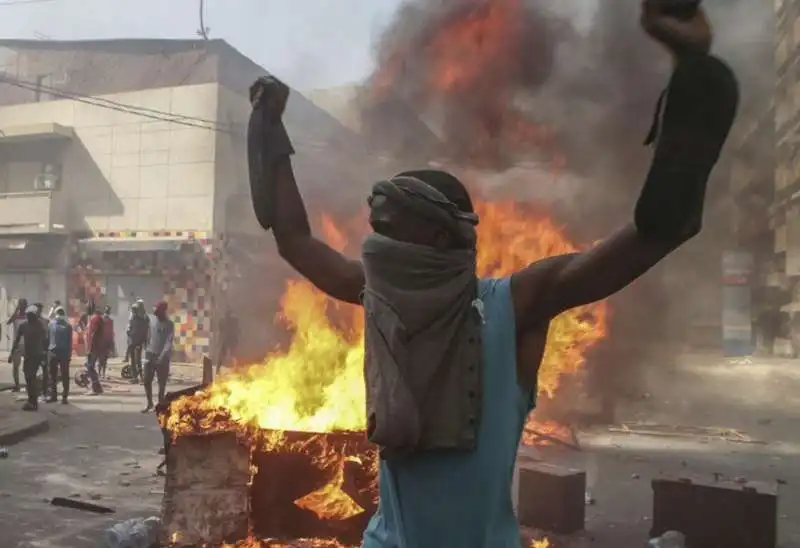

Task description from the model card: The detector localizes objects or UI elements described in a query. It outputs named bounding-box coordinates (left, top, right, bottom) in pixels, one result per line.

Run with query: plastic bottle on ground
left=648, top=530, right=686, bottom=548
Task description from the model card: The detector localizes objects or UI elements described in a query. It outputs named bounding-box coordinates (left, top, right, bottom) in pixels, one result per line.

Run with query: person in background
left=127, top=300, right=150, bottom=383
left=47, top=300, right=62, bottom=320
left=84, top=303, right=104, bottom=395
left=6, top=298, right=28, bottom=392
left=78, top=301, right=90, bottom=331
left=216, top=308, right=240, bottom=375
left=75, top=299, right=92, bottom=355
left=47, top=307, right=73, bottom=404
left=33, top=302, right=50, bottom=398
left=98, top=305, right=115, bottom=378
left=124, top=309, right=131, bottom=364
left=142, top=301, right=174, bottom=413
left=8, top=306, right=48, bottom=411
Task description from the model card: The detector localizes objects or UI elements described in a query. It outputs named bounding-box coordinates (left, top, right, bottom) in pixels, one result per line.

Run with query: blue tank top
left=362, top=277, right=535, bottom=548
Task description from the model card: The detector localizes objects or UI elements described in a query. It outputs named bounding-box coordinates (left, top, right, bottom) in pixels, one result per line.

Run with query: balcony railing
left=0, top=191, right=67, bottom=234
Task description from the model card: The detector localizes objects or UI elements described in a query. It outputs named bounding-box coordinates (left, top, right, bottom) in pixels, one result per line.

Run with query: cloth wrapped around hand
left=247, top=77, right=295, bottom=231
left=636, top=53, right=739, bottom=243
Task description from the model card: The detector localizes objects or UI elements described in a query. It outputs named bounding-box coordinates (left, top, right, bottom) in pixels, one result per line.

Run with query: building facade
left=722, top=0, right=795, bottom=354
left=0, top=39, right=371, bottom=361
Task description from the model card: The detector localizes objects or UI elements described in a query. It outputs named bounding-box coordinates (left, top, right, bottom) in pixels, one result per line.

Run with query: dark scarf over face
left=361, top=176, right=484, bottom=457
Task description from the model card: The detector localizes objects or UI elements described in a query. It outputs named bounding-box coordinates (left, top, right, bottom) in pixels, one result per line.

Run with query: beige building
left=0, top=38, right=371, bottom=360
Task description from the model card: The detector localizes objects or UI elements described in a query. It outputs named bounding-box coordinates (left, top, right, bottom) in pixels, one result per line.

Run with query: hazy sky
left=0, top=0, right=401, bottom=90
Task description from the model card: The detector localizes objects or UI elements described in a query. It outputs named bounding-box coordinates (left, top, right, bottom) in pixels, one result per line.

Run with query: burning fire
left=165, top=199, right=606, bottom=546
left=167, top=199, right=606, bottom=438
left=367, top=0, right=561, bottom=168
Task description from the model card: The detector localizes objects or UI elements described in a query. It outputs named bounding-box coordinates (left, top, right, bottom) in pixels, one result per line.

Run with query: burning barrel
left=251, top=430, right=378, bottom=545
left=159, top=394, right=378, bottom=547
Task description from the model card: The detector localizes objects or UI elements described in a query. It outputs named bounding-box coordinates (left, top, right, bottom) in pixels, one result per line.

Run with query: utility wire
left=13, top=74, right=224, bottom=127
left=197, top=0, right=210, bottom=40
left=1, top=76, right=225, bottom=131
left=0, top=0, right=57, bottom=6
left=0, top=74, right=235, bottom=134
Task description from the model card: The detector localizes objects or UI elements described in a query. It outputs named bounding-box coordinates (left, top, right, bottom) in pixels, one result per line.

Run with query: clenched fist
left=250, top=75, right=290, bottom=124
left=641, top=0, right=712, bottom=56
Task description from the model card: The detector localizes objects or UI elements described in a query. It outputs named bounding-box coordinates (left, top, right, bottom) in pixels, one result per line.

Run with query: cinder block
left=162, top=432, right=251, bottom=546
left=651, top=476, right=778, bottom=548
left=517, top=460, right=586, bottom=534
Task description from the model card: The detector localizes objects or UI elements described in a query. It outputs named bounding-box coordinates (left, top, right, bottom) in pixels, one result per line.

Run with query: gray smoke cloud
left=356, top=0, right=774, bottom=422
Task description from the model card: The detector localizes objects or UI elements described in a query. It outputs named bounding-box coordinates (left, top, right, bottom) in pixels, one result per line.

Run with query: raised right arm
left=248, top=77, right=364, bottom=305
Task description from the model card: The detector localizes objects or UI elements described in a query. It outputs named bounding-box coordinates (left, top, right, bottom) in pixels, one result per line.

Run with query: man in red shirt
left=84, top=304, right=104, bottom=394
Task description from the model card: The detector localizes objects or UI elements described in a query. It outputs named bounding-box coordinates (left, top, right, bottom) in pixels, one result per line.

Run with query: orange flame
left=367, top=0, right=560, bottom=167
left=167, top=199, right=606, bottom=437
left=294, top=456, right=365, bottom=521
left=426, top=0, right=524, bottom=95
left=475, top=201, right=606, bottom=397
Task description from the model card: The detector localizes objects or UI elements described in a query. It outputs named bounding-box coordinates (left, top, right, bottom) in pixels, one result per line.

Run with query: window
left=33, top=163, right=61, bottom=191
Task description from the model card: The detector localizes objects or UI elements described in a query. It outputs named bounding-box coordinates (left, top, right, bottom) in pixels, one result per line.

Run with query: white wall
left=213, top=84, right=259, bottom=236
left=0, top=83, right=220, bottom=233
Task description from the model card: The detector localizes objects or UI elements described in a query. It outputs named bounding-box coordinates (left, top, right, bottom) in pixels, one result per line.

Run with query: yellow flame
left=294, top=455, right=365, bottom=520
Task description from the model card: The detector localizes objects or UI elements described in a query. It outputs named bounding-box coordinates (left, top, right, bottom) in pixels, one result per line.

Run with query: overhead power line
left=0, top=74, right=234, bottom=134
left=0, top=0, right=57, bottom=6
left=197, top=0, right=210, bottom=40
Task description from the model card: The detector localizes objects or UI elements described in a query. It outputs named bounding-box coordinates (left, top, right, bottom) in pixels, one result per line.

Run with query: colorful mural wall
left=67, top=230, right=223, bottom=363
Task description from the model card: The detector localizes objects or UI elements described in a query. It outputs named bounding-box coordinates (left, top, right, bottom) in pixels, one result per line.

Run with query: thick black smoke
left=358, top=0, right=774, bottom=422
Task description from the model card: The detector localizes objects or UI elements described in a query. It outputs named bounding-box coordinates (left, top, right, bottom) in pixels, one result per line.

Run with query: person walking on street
left=84, top=304, right=104, bottom=395
left=8, top=306, right=48, bottom=411
left=142, top=301, right=174, bottom=413
left=33, top=303, right=50, bottom=400
left=216, top=308, right=239, bottom=375
left=47, top=300, right=62, bottom=320
left=127, top=300, right=149, bottom=383
left=98, top=305, right=115, bottom=378
left=124, top=302, right=132, bottom=364
left=47, top=307, right=73, bottom=404
left=6, top=298, right=27, bottom=392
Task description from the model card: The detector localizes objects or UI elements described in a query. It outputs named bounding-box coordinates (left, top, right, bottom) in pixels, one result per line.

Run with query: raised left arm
left=511, top=224, right=680, bottom=327
left=512, top=3, right=738, bottom=331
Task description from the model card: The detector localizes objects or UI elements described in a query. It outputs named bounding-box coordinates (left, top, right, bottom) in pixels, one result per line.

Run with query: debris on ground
left=104, top=516, right=162, bottom=548
left=51, top=497, right=115, bottom=514
left=609, top=422, right=766, bottom=444
left=648, top=530, right=685, bottom=547
left=526, top=426, right=581, bottom=451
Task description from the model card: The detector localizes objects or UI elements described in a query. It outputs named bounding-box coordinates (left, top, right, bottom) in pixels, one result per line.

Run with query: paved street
left=0, top=358, right=196, bottom=548
left=0, top=389, right=172, bottom=547
left=0, top=355, right=797, bottom=547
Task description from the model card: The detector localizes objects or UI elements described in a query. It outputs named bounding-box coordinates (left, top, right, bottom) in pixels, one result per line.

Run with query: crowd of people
left=3, top=298, right=175, bottom=413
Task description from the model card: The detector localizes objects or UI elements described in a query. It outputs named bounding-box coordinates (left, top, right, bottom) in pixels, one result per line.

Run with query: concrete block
left=162, top=432, right=251, bottom=546
left=651, top=476, right=777, bottom=548
left=517, top=460, right=586, bottom=534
